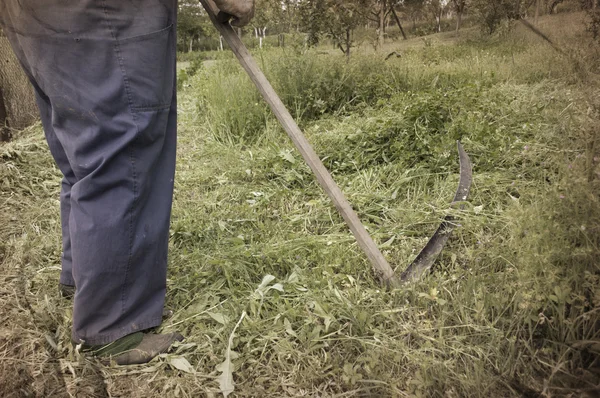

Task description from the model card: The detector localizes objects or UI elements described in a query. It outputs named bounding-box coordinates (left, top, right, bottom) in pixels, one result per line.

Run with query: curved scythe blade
left=400, top=141, right=473, bottom=282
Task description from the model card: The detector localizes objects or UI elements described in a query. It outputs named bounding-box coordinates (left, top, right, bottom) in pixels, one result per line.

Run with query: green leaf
left=270, top=283, right=284, bottom=292
left=279, top=150, right=296, bottom=164
left=380, top=236, right=395, bottom=248
left=257, top=275, right=276, bottom=290
left=169, top=356, right=195, bottom=374
left=284, top=318, right=297, bottom=337
left=208, top=312, right=230, bottom=325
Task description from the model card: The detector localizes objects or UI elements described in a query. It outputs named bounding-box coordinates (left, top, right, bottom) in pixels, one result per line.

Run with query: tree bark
left=345, top=28, right=351, bottom=62
left=0, top=87, right=10, bottom=142
left=434, top=6, right=442, bottom=32
left=451, top=1, right=465, bottom=33
left=391, top=6, right=407, bottom=40
left=378, top=0, right=386, bottom=49
left=258, top=27, right=266, bottom=49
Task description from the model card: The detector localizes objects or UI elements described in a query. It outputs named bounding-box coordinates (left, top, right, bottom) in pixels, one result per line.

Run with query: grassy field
left=1, top=12, right=600, bottom=397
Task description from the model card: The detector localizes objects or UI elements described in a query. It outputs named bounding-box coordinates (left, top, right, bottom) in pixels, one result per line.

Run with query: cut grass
left=1, top=10, right=600, bottom=398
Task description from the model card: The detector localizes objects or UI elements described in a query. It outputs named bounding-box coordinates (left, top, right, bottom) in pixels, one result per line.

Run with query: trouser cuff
left=71, top=316, right=163, bottom=346
left=59, top=272, right=75, bottom=286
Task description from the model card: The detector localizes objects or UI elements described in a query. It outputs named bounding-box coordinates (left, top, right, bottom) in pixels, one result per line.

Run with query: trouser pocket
left=118, top=24, right=176, bottom=113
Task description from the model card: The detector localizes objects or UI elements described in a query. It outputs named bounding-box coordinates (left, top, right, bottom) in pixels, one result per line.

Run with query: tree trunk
left=219, top=35, right=224, bottom=51
left=189, top=37, right=193, bottom=52
left=456, top=9, right=462, bottom=33
left=433, top=7, right=442, bottom=33
left=391, top=7, right=407, bottom=40
left=259, top=27, right=266, bottom=49
left=378, top=0, right=386, bottom=49
left=345, top=28, right=351, bottom=62
left=535, top=0, right=540, bottom=24
left=0, top=87, right=10, bottom=142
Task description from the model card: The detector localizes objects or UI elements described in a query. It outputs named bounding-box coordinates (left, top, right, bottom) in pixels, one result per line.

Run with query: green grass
left=1, top=11, right=599, bottom=397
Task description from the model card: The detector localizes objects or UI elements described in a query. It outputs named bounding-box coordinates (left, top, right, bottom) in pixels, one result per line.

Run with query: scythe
left=198, top=0, right=473, bottom=285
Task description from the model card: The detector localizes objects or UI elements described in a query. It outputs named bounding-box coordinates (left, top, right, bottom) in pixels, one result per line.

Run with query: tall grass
left=188, top=21, right=582, bottom=146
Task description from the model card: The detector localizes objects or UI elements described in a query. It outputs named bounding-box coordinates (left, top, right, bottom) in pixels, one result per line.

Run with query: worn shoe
left=81, top=331, right=184, bottom=366
left=59, top=283, right=76, bottom=299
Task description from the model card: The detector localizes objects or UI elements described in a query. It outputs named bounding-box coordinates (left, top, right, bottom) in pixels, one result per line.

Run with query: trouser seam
left=100, top=0, right=139, bottom=316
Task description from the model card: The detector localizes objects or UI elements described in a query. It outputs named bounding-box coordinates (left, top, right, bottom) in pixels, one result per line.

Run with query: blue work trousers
left=1, top=0, right=178, bottom=345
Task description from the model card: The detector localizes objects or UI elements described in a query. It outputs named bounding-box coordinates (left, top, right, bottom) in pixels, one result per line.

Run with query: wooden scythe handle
left=198, top=0, right=398, bottom=286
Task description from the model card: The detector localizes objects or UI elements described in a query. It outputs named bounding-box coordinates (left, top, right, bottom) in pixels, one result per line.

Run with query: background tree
left=451, top=0, right=468, bottom=32
left=327, top=0, right=370, bottom=60
left=299, top=0, right=368, bottom=59
left=282, top=0, right=302, bottom=33
left=389, top=0, right=409, bottom=40
left=402, top=0, right=427, bottom=32
left=253, top=0, right=283, bottom=48
left=365, top=0, right=390, bottom=49
left=178, top=0, right=206, bottom=52
left=426, top=0, right=449, bottom=33
left=471, top=0, right=525, bottom=34
left=298, top=0, right=327, bottom=46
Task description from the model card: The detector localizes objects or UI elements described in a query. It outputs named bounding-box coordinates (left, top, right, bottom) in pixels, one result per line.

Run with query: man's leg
left=35, top=92, right=77, bottom=289
left=0, top=0, right=179, bottom=349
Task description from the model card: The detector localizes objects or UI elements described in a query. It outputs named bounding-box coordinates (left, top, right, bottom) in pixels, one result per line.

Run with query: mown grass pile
left=1, top=12, right=599, bottom=397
